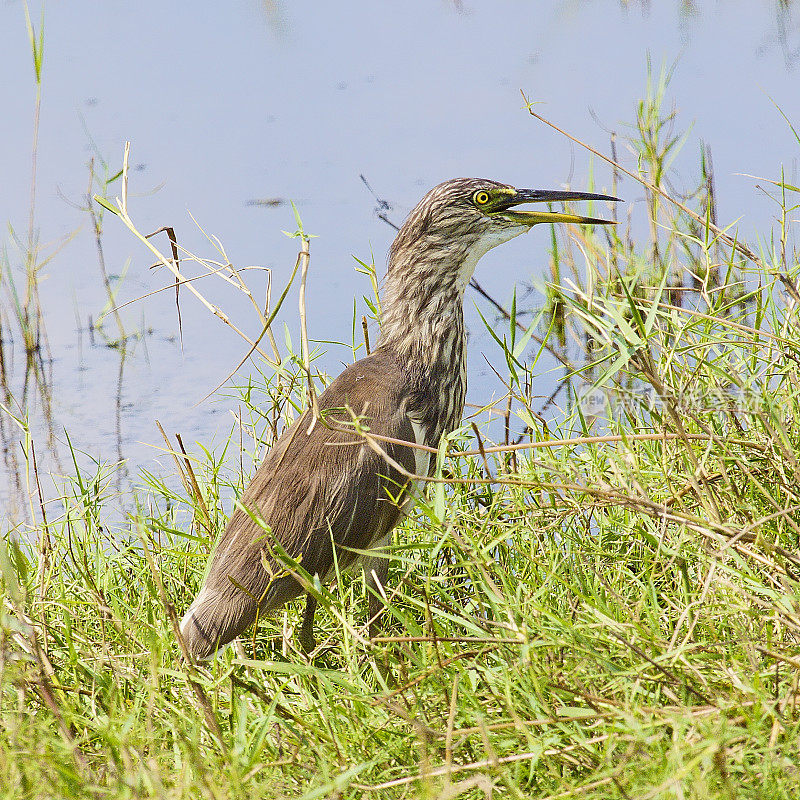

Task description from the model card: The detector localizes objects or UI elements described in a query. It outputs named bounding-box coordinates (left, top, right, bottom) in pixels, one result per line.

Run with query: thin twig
left=155, top=420, right=192, bottom=497
left=470, top=278, right=577, bottom=372
left=109, top=142, right=274, bottom=362
left=175, top=432, right=212, bottom=536
left=31, top=440, right=50, bottom=606
left=522, top=96, right=763, bottom=269
left=328, top=429, right=768, bottom=459
left=361, top=315, right=371, bottom=355
left=469, top=422, right=493, bottom=481
left=296, top=241, right=320, bottom=432
left=87, top=158, right=126, bottom=339
left=145, top=226, right=182, bottom=347
left=352, top=735, right=609, bottom=791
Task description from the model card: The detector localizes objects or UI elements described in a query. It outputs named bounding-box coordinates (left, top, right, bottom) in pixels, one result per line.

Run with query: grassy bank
left=2, top=95, right=800, bottom=797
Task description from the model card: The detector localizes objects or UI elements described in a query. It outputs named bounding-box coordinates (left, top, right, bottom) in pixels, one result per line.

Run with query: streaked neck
left=378, top=252, right=467, bottom=373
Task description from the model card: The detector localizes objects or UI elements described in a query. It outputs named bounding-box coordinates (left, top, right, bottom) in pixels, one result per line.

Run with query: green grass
left=2, top=76, right=800, bottom=797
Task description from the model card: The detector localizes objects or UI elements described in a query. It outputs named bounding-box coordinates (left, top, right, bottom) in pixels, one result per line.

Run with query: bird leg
left=299, top=594, right=318, bottom=653
left=365, top=557, right=389, bottom=640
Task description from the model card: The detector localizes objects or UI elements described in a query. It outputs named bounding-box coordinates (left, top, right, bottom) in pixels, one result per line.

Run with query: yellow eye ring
left=473, top=190, right=490, bottom=206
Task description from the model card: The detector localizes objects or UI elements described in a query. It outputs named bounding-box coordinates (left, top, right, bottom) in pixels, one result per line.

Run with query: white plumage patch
left=456, top=224, right=530, bottom=290
left=409, top=414, right=431, bottom=477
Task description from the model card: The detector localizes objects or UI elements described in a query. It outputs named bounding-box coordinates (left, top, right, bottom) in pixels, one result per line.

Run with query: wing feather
left=180, top=350, right=417, bottom=657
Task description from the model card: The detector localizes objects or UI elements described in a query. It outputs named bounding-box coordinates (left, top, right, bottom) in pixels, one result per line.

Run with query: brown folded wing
left=180, top=349, right=417, bottom=657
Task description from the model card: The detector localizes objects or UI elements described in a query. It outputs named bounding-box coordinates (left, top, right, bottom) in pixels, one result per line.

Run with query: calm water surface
left=1, top=1, right=799, bottom=523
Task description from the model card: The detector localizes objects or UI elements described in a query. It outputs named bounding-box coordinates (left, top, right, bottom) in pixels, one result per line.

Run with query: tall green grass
left=2, top=80, right=800, bottom=798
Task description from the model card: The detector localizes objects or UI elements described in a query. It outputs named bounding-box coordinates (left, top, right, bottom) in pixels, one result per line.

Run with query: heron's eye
left=472, top=190, right=490, bottom=207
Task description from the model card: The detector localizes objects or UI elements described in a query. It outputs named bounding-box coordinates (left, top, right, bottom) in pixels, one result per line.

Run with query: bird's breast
left=406, top=342, right=468, bottom=463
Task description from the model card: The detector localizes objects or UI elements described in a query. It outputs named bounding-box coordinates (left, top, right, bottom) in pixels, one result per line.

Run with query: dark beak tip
left=514, top=188, right=623, bottom=205
left=581, top=218, right=617, bottom=226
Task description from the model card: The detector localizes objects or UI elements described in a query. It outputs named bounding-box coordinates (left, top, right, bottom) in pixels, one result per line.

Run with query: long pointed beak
left=498, top=188, right=621, bottom=227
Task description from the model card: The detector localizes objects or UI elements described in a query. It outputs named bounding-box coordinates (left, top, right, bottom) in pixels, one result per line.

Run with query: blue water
left=1, top=0, right=798, bottom=522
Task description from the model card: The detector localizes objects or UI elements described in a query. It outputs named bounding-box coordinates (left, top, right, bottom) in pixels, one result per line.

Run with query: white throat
left=456, top=225, right=529, bottom=290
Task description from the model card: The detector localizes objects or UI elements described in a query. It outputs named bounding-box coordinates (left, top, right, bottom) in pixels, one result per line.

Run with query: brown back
left=180, top=349, right=418, bottom=656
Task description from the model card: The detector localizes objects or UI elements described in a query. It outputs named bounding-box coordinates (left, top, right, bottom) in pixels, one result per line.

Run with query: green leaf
left=24, top=2, right=45, bottom=84
left=93, top=194, right=119, bottom=216
left=513, top=308, right=545, bottom=360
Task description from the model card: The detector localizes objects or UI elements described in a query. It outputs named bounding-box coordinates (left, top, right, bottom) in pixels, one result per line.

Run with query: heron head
left=389, top=178, right=619, bottom=286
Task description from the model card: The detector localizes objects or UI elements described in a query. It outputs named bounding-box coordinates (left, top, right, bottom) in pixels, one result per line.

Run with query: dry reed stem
left=110, top=264, right=268, bottom=314
left=352, top=734, right=610, bottom=791
left=196, top=244, right=307, bottom=405
left=110, top=142, right=274, bottom=364
left=30, top=440, right=51, bottom=607
left=445, top=672, right=459, bottom=778
left=155, top=420, right=192, bottom=498
left=175, top=432, right=212, bottom=537
left=469, top=421, right=493, bottom=480
left=263, top=268, right=281, bottom=364
left=361, top=315, right=371, bottom=355
left=87, top=159, right=126, bottom=339
left=522, top=97, right=763, bottom=270
left=371, top=636, right=516, bottom=644
left=329, top=430, right=768, bottom=459
left=296, top=241, right=320, bottom=433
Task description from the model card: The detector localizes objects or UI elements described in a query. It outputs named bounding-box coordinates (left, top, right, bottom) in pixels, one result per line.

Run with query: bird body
left=182, top=349, right=419, bottom=657
left=180, top=178, right=617, bottom=659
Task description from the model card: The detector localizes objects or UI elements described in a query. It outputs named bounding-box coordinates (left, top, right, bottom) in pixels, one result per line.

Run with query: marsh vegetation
left=3, top=47, right=800, bottom=795
left=3, top=2, right=800, bottom=796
